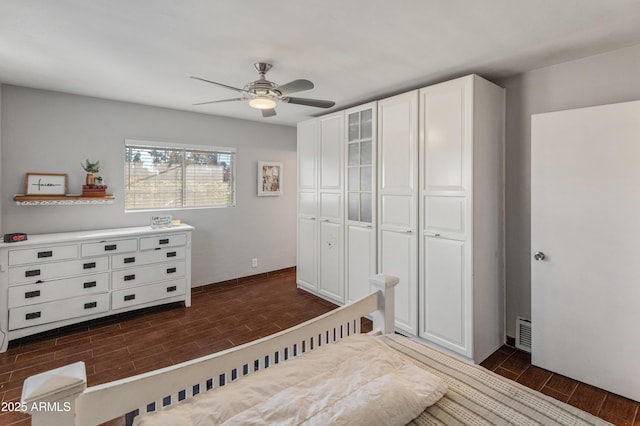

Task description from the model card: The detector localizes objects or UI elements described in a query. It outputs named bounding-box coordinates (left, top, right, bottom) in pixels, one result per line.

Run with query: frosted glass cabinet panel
left=345, top=102, right=377, bottom=304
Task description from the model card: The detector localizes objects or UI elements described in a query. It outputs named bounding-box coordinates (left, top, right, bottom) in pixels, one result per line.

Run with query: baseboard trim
left=193, top=267, right=297, bottom=292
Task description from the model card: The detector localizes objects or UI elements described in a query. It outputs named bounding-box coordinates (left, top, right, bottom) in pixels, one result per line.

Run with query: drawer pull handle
left=104, top=244, right=117, bottom=251
left=25, top=290, right=41, bottom=299
left=26, top=312, right=41, bottom=320
left=159, top=238, right=169, bottom=245
left=124, top=274, right=136, bottom=281
left=84, top=302, right=97, bottom=309
left=124, top=294, right=136, bottom=301
left=83, top=262, right=97, bottom=269
left=166, top=251, right=177, bottom=258
left=166, top=285, right=177, bottom=293
left=25, top=269, right=41, bottom=277
left=166, top=267, right=177, bottom=274
left=37, top=250, right=53, bottom=258
left=84, top=281, right=97, bottom=289
left=124, top=257, right=136, bottom=264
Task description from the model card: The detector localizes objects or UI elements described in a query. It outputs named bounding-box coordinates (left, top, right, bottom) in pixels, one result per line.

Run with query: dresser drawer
left=8, top=244, right=78, bottom=266
left=112, top=261, right=185, bottom=289
left=9, top=293, right=110, bottom=330
left=81, top=239, right=138, bottom=257
left=9, top=257, right=109, bottom=285
left=111, top=279, right=186, bottom=310
left=112, top=247, right=186, bottom=269
left=8, top=273, right=109, bottom=308
left=139, top=234, right=187, bottom=251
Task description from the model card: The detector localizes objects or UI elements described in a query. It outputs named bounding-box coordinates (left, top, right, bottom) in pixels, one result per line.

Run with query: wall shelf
left=13, top=195, right=115, bottom=206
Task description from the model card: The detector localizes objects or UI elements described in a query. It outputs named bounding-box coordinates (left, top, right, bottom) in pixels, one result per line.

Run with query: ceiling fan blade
left=276, top=79, right=314, bottom=95
left=192, top=97, right=245, bottom=106
left=262, top=108, right=277, bottom=118
left=190, top=76, right=248, bottom=94
left=282, top=97, right=335, bottom=108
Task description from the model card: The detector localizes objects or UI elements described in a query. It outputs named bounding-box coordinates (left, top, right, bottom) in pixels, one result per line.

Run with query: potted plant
left=81, top=159, right=100, bottom=185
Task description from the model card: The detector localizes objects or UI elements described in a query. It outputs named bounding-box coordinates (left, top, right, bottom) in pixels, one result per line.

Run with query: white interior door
left=531, top=100, right=640, bottom=402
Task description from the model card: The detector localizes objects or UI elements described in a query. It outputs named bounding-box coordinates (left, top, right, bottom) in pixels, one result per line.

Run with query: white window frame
left=124, top=139, right=236, bottom=212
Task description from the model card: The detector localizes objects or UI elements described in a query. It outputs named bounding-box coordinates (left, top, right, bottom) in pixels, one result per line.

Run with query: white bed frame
left=20, top=274, right=398, bottom=426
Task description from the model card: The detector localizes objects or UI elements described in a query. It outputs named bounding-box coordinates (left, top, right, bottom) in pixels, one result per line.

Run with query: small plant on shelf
left=81, top=159, right=108, bottom=197
left=81, top=159, right=100, bottom=185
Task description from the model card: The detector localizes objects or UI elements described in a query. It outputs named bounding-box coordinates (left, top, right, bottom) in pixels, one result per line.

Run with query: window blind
left=125, top=142, right=235, bottom=211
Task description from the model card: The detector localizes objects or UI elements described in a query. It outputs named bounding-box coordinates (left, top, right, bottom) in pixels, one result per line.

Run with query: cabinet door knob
left=534, top=251, right=546, bottom=261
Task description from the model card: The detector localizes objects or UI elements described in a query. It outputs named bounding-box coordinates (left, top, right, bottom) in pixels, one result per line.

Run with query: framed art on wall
left=258, top=161, right=282, bottom=196
left=24, top=173, right=68, bottom=195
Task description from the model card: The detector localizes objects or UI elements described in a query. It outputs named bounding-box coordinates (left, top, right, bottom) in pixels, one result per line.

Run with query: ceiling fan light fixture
left=249, top=96, right=277, bottom=110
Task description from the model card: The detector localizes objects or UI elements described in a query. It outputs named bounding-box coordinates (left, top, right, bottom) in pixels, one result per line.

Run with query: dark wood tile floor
left=481, top=345, right=639, bottom=425
left=1, top=267, right=637, bottom=425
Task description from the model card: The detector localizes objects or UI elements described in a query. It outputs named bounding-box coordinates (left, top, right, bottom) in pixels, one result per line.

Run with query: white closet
left=418, top=75, right=505, bottom=362
left=297, top=74, right=504, bottom=362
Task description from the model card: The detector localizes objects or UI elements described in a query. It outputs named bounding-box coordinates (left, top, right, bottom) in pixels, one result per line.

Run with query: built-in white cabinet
left=377, top=91, right=419, bottom=336
left=296, top=112, right=345, bottom=304
left=296, top=74, right=504, bottom=362
left=0, top=224, right=193, bottom=352
left=296, top=119, right=319, bottom=292
left=418, top=75, right=504, bottom=362
left=317, top=112, right=345, bottom=303
left=345, top=103, right=377, bottom=304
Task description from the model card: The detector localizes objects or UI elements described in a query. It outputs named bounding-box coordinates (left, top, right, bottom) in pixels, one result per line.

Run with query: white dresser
left=0, top=224, right=193, bottom=352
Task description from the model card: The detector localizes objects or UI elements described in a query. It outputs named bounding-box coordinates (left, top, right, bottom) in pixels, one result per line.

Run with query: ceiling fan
left=190, top=63, right=335, bottom=117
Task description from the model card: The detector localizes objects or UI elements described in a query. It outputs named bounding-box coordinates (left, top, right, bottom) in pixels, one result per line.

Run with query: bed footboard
left=21, top=274, right=398, bottom=426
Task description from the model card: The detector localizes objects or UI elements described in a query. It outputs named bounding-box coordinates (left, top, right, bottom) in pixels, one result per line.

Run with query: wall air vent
left=516, top=316, right=532, bottom=353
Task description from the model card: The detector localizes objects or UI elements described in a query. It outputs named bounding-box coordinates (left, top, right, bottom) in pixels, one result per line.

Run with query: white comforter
left=134, top=334, right=447, bottom=426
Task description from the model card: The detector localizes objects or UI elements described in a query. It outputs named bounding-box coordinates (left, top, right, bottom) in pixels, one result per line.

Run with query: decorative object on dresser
left=0, top=224, right=194, bottom=352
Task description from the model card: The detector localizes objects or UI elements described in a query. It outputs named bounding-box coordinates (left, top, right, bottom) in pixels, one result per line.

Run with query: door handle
left=534, top=252, right=546, bottom=261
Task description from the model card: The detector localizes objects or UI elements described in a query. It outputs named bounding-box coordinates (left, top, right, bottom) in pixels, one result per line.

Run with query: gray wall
left=0, top=85, right=297, bottom=286
left=496, top=43, right=640, bottom=337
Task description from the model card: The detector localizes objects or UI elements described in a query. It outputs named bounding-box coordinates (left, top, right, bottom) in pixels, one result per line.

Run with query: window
left=124, top=140, right=235, bottom=211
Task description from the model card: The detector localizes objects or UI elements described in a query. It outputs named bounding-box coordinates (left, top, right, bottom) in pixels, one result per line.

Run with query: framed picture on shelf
left=24, top=173, right=68, bottom=196
left=258, top=161, right=282, bottom=196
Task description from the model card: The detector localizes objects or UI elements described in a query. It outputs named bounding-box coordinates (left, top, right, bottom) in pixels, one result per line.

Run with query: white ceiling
left=1, top=0, right=640, bottom=126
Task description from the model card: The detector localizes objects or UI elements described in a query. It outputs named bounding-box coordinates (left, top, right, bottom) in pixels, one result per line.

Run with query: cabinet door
left=317, top=112, right=344, bottom=302
left=297, top=119, right=318, bottom=291
left=297, top=217, right=317, bottom=291
left=346, top=224, right=373, bottom=303
left=318, top=220, right=343, bottom=303
left=319, top=113, right=344, bottom=192
left=378, top=91, right=418, bottom=335
left=420, top=236, right=469, bottom=356
left=418, top=77, right=473, bottom=354
left=297, top=119, right=318, bottom=192
left=345, top=103, right=377, bottom=302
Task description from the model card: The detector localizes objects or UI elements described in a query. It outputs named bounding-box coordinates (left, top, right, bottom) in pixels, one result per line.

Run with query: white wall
left=0, top=85, right=297, bottom=286
left=496, top=43, right=640, bottom=337
left=0, top=84, right=2, bottom=235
